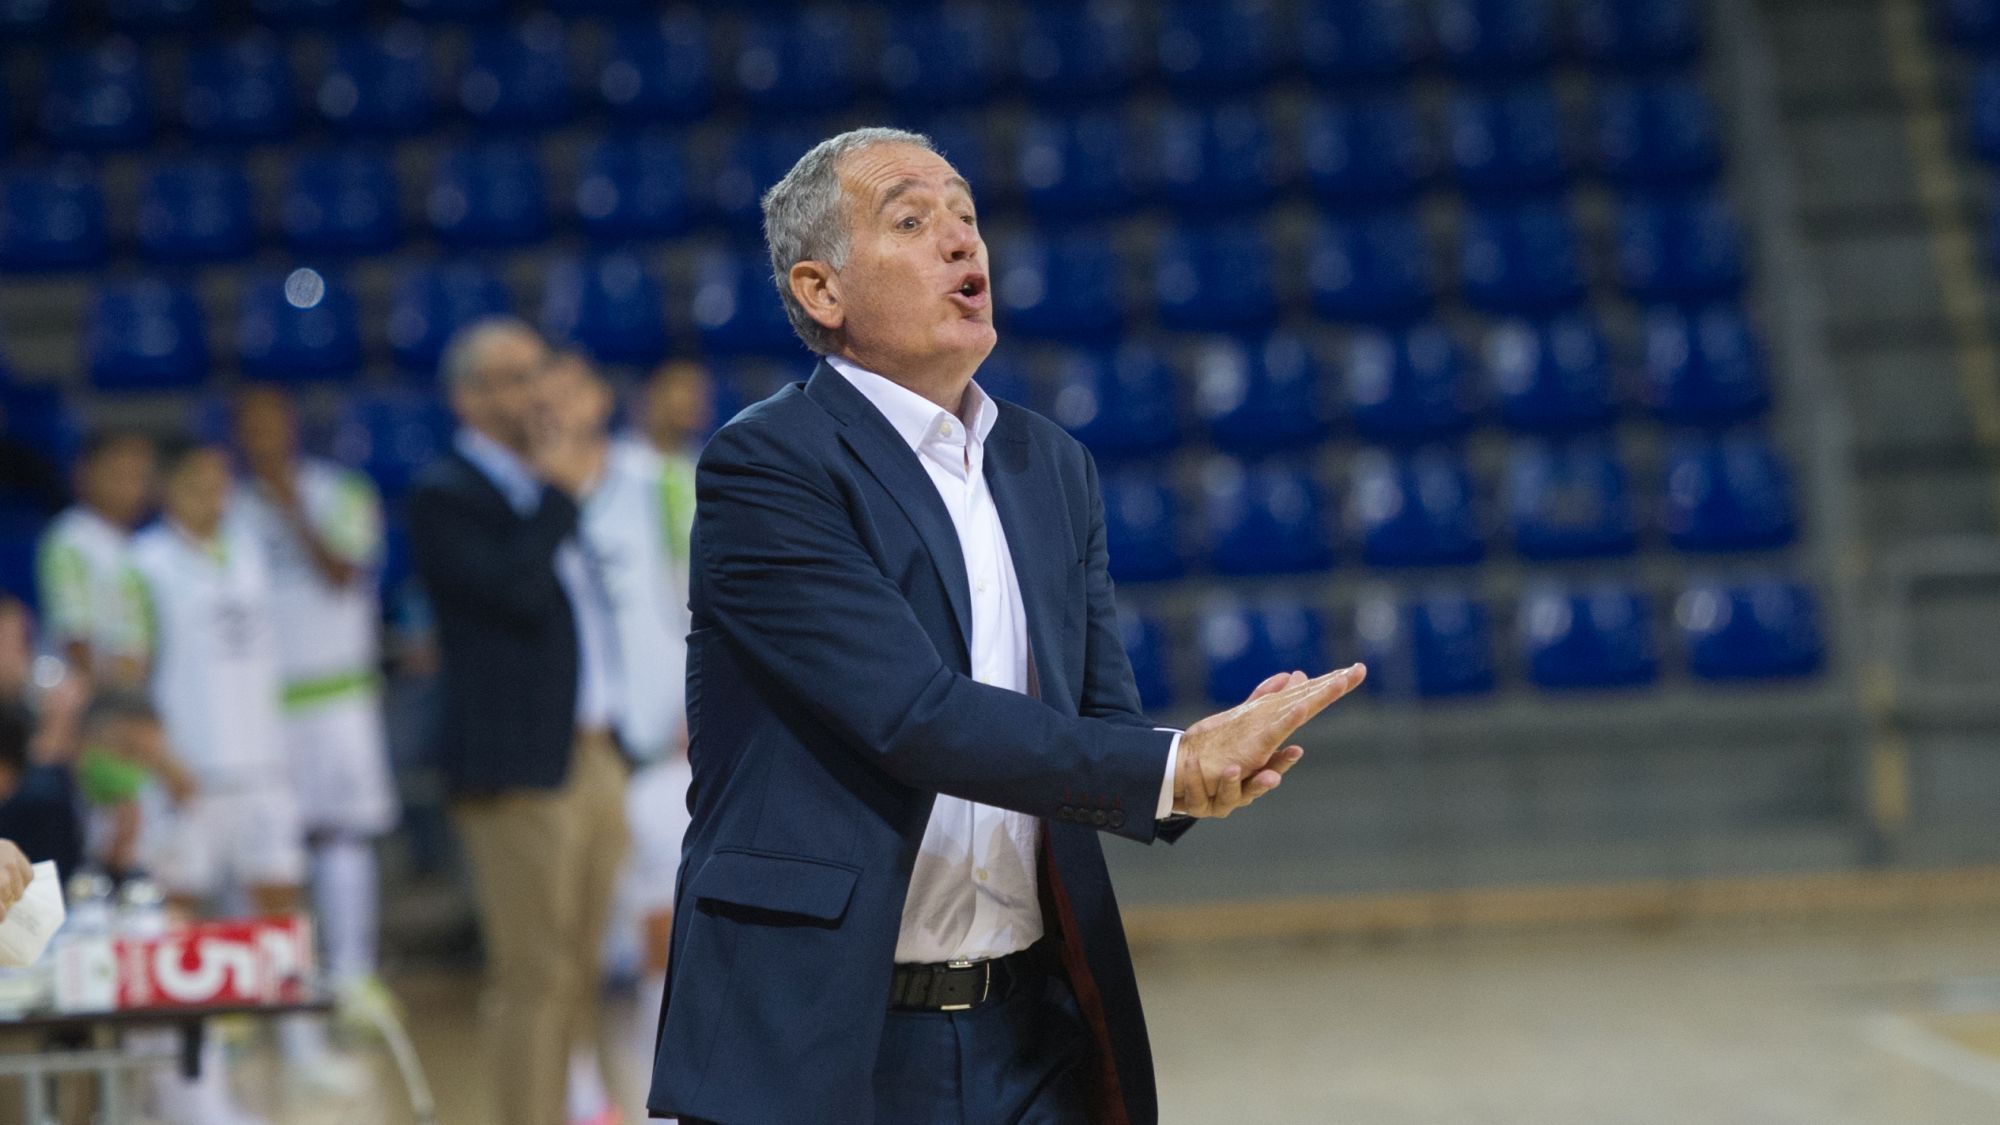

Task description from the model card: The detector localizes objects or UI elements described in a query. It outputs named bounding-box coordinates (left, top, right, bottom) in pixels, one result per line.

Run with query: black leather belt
left=888, top=941, right=1053, bottom=1012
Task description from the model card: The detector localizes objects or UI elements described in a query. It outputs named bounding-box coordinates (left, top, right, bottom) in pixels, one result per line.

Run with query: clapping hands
left=1172, top=664, right=1366, bottom=819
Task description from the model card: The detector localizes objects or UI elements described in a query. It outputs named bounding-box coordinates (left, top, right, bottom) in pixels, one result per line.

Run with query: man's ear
left=788, top=261, right=843, bottom=334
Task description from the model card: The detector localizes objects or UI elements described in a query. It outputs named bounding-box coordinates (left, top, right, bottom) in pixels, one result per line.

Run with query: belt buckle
left=938, top=959, right=991, bottom=1012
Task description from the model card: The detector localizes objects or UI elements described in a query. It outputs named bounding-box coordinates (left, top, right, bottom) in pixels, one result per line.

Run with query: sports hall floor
left=242, top=904, right=2000, bottom=1124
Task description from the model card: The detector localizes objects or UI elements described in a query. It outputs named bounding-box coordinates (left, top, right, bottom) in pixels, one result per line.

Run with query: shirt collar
left=455, top=427, right=541, bottom=515
left=825, top=355, right=998, bottom=454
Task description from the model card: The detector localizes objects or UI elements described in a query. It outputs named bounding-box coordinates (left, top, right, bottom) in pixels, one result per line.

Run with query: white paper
left=0, top=862, right=66, bottom=968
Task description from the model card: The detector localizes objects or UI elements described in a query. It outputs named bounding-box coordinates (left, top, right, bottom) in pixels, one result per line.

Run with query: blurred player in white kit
left=542, top=353, right=705, bottom=1125
left=229, top=386, right=400, bottom=1028
left=130, top=439, right=361, bottom=1121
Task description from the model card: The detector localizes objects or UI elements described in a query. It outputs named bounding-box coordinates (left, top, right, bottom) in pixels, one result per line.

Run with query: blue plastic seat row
left=1032, top=308, right=1763, bottom=454
left=8, top=6, right=1714, bottom=152
left=1, top=0, right=1703, bottom=80
left=1133, top=574, right=1820, bottom=707
left=80, top=252, right=799, bottom=389
left=1098, top=433, right=1796, bottom=582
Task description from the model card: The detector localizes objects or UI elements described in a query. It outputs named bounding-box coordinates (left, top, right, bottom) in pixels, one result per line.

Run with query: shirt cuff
left=1155, top=729, right=1182, bottom=820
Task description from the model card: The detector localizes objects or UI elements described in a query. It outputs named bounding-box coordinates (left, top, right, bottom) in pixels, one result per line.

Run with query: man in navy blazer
left=649, top=128, right=1364, bottom=1125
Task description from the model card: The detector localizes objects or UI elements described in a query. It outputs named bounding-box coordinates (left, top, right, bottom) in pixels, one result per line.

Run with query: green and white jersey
left=35, top=506, right=147, bottom=670
left=230, top=459, right=384, bottom=712
left=129, top=521, right=286, bottom=788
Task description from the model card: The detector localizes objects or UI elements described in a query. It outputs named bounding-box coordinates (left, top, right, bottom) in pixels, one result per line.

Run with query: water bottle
left=115, top=878, right=169, bottom=942
left=51, top=872, right=117, bottom=1012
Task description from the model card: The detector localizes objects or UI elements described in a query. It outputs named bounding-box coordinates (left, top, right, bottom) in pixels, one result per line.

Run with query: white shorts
left=618, top=756, right=694, bottom=918
left=282, top=699, right=398, bottom=837
left=149, top=782, right=308, bottom=899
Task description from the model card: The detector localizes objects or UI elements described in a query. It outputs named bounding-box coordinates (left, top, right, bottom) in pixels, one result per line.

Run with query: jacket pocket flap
left=688, top=848, right=860, bottom=921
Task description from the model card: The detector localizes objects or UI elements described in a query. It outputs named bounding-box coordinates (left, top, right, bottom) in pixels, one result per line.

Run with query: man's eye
left=897, top=216, right=920, bottom=231
left=961, top=213, right=977, bottom=226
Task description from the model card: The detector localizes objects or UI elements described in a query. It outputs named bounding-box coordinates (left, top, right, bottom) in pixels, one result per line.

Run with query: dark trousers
left=679, top=967, right=1095, bottom=1125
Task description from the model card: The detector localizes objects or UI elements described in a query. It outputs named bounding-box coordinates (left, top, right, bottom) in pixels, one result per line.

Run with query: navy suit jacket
left=648, top=362, right=1191, bottom=1124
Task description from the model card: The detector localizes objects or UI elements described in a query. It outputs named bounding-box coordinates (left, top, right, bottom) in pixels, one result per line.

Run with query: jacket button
left=1092, top=809, right=1109, bottom=827
left=1108, top=810, right=1126, bottom=829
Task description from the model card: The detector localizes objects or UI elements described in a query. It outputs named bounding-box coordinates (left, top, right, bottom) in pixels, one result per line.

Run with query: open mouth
left=951, top=272, right=989, bottom=306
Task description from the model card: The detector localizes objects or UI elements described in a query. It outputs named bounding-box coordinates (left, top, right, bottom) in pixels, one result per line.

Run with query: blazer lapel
left=982, top=406, right=1069, bottom=710
left=807, top=363, right=973, bottom=663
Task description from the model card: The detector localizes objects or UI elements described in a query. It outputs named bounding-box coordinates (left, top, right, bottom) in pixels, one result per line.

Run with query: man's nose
left=939, top=221, right=977, bottom=260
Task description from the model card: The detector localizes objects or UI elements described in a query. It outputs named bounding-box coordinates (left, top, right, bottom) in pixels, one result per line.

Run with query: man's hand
left=1173, top=664, right=1366, bottom=819
left=0, top=840, right=32, bottom=923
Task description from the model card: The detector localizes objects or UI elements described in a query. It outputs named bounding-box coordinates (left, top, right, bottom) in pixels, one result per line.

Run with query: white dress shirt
left=455, top=428, right=622, bottom=731
left=826, top=357, right=1178, bottom=965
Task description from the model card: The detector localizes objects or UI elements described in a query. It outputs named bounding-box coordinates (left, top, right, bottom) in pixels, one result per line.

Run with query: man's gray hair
left=762, top=127, right=935, bottom=356
left=439, top=316, right=539, bottom=390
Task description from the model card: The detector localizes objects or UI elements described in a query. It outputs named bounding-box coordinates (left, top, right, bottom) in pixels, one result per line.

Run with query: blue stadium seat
left=319, top=25, right=435, bottom=137
left=283, top=147, right=401, bottom=256
left=1677, top=578, right=1824, bottom=681
left=427, top=142, right=550, bottom=248
left=1350, top=448, right=1484, bottom=567
left=879, top=5, right=998, bottom=110
left=1119, top=611, right=1175, bottom=712
left=236, top=267, right=363, bottom=382
left=1017, top=2, right=1144, bottom=103
left=1504, top=435, right=1637, bottom=560
left=733, top=8, right=858, bottom=115
left=542, top=252, right=670, bottom=367
left=328, top=388, right=452, bottom=500
left=181, top=31, right=298, bottom=143
left=597, top=12, right=712, bottom=122
left=1203, top=457, right=1335, bottom=576
left=1156, top=101, right=1286, bottom=213
left=1521, top=583, right=1658, bottom=690
left=40, top=39, right=154, bottom=150
left=1614, top=190, right=1748, bottom=302
left=1192, top=331, right=1335, bottom=455
left=385, top=259, right=512, bottom=373
left=0, top=510, right=49, bottom=610
left=544, top=0, right=643, bottom=14
left=1156, top=0, right=1282, bottom=93
left=1015, top=112, right=1150, bottom=218
left=1046, top=343, right=1180, bottom=461
left=1101, top=471, right=1185, bottom=584
left=920, top=117, right=997, bottom=206
left=1446, top=79, right=1570, bottom=198
left=1154, top=223, right=1279, bottom=332
left=251, top=0, right=363, bottom=27
left=995, top=229, right=1122, bottom=342
left=137, top=160, right=255, bottom=264
left=1460, top=198, right=1589, bottom=314
left=84, top=278, right=209, bottom=391
left=1431, top=0, right=1557, bottom=78
left=0, top=384, right=80, bottom=476
left=0, top=163, right=107, bottom=272
left=397, top=0, right=503, bottom=24
left=1299, top=0, right=1424, bottom=84
left=1572, top=0, right=1703, bottom=70
left=575, top=131, right=694, bottom=241
left=106, top=0, right=207, bottom=33
left=0, top=0, right=61, bottom=37
left=690, top=247, right=796, bottom=357
left=460, top=17, right=573, bottom=130
left=1972, top=59, right=2000, bottom=165
left=1200, top=599, right=1327, bottom=705
left=1662, top=431, right=1797, bottom=552
left=1307, top=208, right=1437, bottom=324
left=1355, top=590, right=1496, bottom=698
left=1485, top=311, right=1615, bottom=433
left=1639, top=302, right=1772, bottom=425
left=1300, top=93, right=1435, bottom=208
left=709, top=127, right=817, bottom=234
left=1345, top=320, right=1479, bottom=444
left=1595, top=74, right=1723, bottom=186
